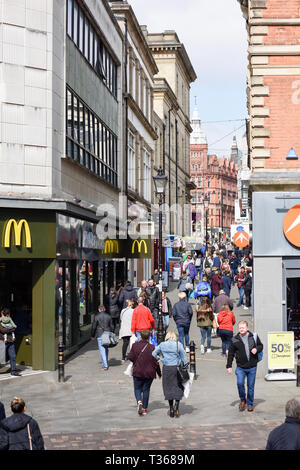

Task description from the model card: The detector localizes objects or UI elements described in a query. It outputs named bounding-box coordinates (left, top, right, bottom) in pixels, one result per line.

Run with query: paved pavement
left=0, top=280, right=298, bottom=450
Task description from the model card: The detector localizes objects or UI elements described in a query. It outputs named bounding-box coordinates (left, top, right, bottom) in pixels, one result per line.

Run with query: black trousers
left=122, top=336, right=131, bottom=360
left=245, top=289, right=251, bottom=307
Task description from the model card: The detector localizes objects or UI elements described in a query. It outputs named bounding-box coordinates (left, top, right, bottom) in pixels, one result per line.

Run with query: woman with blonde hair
left=152, top=331, right=188, bottom=418
left=0, top=397, right=44, bottom=450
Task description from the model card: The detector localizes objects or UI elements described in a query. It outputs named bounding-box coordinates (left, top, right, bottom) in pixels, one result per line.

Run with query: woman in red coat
left=217, top=304, right=236, bottom=357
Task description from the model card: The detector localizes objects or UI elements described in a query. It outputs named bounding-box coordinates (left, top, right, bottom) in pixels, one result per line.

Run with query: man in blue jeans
left=172, top=292, right=193, bottom=353
left=226, top=320, right=263, bottom=412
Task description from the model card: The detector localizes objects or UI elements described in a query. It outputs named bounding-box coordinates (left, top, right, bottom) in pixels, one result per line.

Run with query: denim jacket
left=152, top=339, right=188, bottom=367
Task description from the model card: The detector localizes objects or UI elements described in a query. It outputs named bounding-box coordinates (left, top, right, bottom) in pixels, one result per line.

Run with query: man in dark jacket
left=266, top=398, right=300, bottom=450
left=118, top=281, right=138, bottom=309
left=145, top=279, right=159, bottom=327
left=226, top=320, right=263, bottom=412
left=91, top=305, right=113, bottom=370
left=104, top=288, right=120, bottom=332
left=172, top=292, right=193, bottom=352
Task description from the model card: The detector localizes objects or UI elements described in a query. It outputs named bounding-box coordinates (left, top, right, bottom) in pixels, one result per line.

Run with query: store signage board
left=267, top=332, right=294, bottom=370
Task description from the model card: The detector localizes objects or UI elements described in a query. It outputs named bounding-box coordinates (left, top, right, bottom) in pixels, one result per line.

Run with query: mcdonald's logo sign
left=3, top=219, right=32, bottom=248
left=131, top=239, right=148, bottom=255
left=104, top=239, right=119, bottom=254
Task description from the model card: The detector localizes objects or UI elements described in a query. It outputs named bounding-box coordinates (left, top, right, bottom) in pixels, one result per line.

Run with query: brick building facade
left=190, top=107, right=238, bottom=241
left=238, top=0, right=300, bottom=377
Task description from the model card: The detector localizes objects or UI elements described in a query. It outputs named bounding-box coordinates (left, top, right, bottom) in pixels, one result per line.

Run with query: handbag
left=176, top=341, right=189, bottom=384
left=151, top=332, right=158, bottom=346
left=101, top=331, right=118, bottom=348
left=253, top=332, right=263, bottom=362
left=212, top=318, right=218, bottom=329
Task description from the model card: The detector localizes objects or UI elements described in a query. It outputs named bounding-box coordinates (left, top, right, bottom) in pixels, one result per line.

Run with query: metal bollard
left=297, top=354, right=300, bottom=387
left=189, top=340, right=197, bottom=379
left=58, top=342, right=65, bottom=383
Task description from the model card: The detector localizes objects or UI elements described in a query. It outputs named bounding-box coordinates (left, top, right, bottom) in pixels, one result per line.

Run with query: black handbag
left=176, top=341, right=189, bottom=384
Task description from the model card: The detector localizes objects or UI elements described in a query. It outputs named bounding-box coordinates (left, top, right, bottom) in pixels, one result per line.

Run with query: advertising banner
left=268, top=332, right=294, bottom=370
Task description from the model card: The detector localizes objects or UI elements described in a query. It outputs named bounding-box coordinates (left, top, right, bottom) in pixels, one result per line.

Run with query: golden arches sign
left=131, top=239, right=148, bottom=255
left=104, top=239, right=119, bottom=254
left=3, top=219, right=32, bottom=248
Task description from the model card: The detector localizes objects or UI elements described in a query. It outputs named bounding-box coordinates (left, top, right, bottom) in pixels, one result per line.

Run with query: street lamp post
left=153, top=167, right=168, bottom=345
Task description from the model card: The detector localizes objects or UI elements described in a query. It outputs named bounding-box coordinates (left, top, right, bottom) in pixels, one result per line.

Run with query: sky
left=128, top=0, right=248, bottom=159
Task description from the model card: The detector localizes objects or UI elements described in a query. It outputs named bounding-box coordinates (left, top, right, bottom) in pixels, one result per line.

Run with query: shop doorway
left=0, top=260, right=32, bottom=365
left=287, top=277, right=300, bottom=341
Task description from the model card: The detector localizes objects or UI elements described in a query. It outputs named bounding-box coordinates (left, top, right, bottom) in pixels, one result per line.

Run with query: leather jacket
left=91, top=312, right=113, bottom=338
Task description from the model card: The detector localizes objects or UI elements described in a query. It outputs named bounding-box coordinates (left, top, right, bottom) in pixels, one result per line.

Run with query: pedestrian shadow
left=148, top=401, right=196, bottom=416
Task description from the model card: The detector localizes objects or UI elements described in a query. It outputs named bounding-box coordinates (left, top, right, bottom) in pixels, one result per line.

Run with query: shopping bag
left=183, top=372, right=194, bottom=399
left=123, top=362, right=133, bottom=377
left=189, top=289, right=194, bottom=299
left=151, top=332, right=158, bottom=347
left=129, top=334, right=137, bottom=350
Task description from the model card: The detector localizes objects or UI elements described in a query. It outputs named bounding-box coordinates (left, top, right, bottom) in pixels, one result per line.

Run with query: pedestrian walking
left=128, top=330, right=161, bottom=416
left=0, top=308, right=20, bottom=376
left=91, top=305, right=113, bottom=371
left=217, top=305, right=236, bottom=357
left=242, top=268, right=252, bottom=310
left=145, top=279, right=159, bottom=327
left=212, top=290, right=233, bottom=314
left=196, top=297, right=214, bottom=354
left=119, top=299, right=135, bottom=363
left=211, top=269, right=223, bottom=298
left=266, top=398, right=300, bottom=450
left=152, top=331, right=188, bottom=418
left=194, top=275, right=212, bottom=302
left=161, top=291, right=172, bottom=333
left=118, top=281, right=138, bottom=310
left=226, top=320, right=263, bottom=412
left=222, top=269, right=232, bottom=297
left=187, top=258, right=197, bottom=288
left=104, top=288, right=120, bottom=332
left=0, top=397, right=44, bottom=450
left=235, top=267, right=246, bottom=307
left=131, top=297, right=155, bottom=341
left=172, top=292, right=193, bottom=352
left=177, top=272, right=193, bottom=300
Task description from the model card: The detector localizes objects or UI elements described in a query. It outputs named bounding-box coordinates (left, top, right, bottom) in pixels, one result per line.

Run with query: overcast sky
left=128, top=0, right=248, bottom=159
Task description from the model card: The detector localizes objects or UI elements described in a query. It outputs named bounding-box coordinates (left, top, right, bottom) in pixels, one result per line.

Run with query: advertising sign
left=268, top=332, right=294, bottom=370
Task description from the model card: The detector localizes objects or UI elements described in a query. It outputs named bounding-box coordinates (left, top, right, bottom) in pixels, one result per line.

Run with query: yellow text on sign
left=268, top=332, right=294, bottom=370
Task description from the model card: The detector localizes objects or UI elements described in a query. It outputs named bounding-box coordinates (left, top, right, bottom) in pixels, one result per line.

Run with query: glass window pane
left=73, top=1, right=78, bottom=45
left=84, top=19, right=89, bottom=60
left=89, top=112, right=95, bottom=154
left=67, top=0, right=73, bottom=37
left=89, top=27, right=94, bottom=65
left=79, top=101, right=84, bottom=146
left=79, top=8, right=84, bottom=53
left=94, top=35, right=98, bottom=69
left=99, top=122, right=103, bottom=161
left=85, top=108, right=90, bottom=151
left=73, top=96, right=78, bottom=141
left=67, top=89, right=73, bottom=137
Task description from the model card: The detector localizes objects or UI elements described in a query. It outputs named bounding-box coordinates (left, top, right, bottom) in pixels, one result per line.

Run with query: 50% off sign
left=268, top=332, right=294, bottom=370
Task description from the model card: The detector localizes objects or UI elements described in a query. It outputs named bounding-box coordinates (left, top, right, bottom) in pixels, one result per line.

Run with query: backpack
left=253, top=332, right=263, bottom=362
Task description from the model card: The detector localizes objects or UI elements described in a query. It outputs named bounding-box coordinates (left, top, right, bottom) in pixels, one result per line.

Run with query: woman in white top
left=119, top=298, right=136, bottom=362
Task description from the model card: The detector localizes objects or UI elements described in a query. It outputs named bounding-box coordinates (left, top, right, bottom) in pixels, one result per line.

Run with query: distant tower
left=230, top=135, right=239, bottom=164
left=190, top=105, right=207, bottom=145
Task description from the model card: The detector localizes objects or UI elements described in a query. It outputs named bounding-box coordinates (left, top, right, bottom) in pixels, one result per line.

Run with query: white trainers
left=206, top=348, right=212, bottom=353
left=200, top=345, right=205, bottom=354
left=243, top=306, right=249, bottom=310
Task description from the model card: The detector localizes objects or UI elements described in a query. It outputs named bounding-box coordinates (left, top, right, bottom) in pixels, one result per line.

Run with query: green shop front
left=0, top=209, right=121, bottom=371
